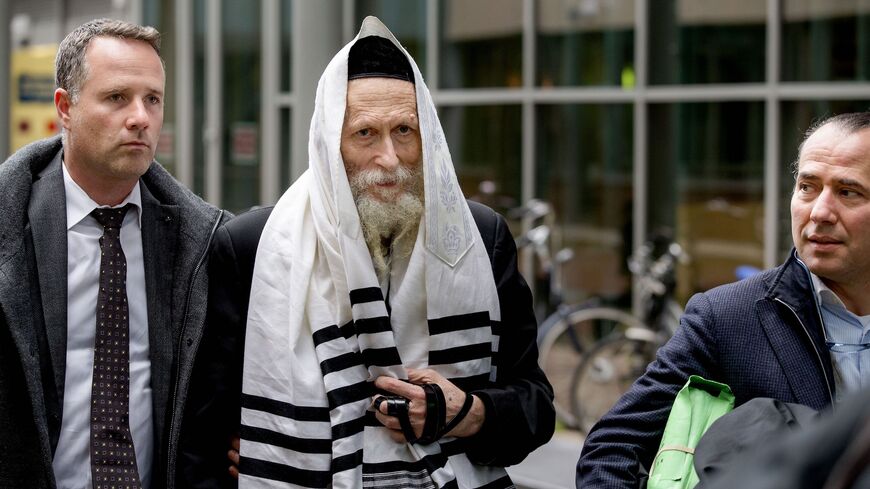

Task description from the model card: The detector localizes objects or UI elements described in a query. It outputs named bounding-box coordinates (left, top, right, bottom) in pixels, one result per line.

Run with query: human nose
left=374, top=136, right=400, bottom=170
left=125, top=99, right=150, bottom=131
left=810, top=188, right=837, bottom=224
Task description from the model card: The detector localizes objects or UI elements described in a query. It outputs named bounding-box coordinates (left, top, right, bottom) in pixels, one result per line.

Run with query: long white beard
left=349, top=165, right=424, bottom=281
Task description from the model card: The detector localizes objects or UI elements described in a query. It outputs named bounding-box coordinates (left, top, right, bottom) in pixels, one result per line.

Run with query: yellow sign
left=10, top=44, right=59, bottom=152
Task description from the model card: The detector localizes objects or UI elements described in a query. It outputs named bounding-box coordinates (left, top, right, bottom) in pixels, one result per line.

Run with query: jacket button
left=186, top=338, right=193, bottom=347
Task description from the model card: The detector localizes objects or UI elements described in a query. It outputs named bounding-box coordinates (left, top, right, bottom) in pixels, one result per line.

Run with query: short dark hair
left=56, top=18, right=161, bottom=103
left=793, top=111, right=870, bottom=176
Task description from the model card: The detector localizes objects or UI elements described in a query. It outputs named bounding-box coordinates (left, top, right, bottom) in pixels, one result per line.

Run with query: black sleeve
left=465, top=209, right=556, bottom=467
left=177, top=208, right=270, bottom=489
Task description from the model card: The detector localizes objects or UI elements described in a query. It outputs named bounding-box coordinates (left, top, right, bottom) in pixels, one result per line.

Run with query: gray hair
left=55, top=18, right=161, bottom=103
left=792, top=111, right=870, bottom=176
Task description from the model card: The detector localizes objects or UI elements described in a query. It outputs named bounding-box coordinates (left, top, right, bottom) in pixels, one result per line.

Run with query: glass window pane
left=441, top=105, right=522, bottom=212
left=144, top=0, right=176, bottom=177
left=649, top=0, right=765, bottom=85
left=648, top=102, right=765, bottom=301
left=537, top=104, right=634, bottom=304
left=355, top=0, right=427, bottom=78
left=536, top=0, right=634, bottom=87
left=222, top=0, right=261, bottom=213
left=194, top=0, right=206, bottom=197
left=281, top=0, right=292, bottom=92
left=782, top=2, right=870, bottom=81
left=440, top=0, right=523, bottom=88
left=281, top=108, right=293, bottom=190
left=779, top=100, right=870, bottom=260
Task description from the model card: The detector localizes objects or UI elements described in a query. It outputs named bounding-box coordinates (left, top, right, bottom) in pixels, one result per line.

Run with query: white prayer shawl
left=239, top=17, right=511, bottom=489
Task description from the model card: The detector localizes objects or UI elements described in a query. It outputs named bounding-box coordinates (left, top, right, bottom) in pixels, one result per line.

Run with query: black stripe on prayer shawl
left=331, top=449, right=364, bottom=475
left=361, top=453, right=450, bottom=477
left=331, top=414, right=367, bottom=440
left=312, top=321, right=357, bottom=348
left=361, top=346, right=403, bottom=367
left=240, top=425, right=332, bottom=453
left=240, top=393, right=330, bottom=422
left=326, top=380, right=373, bottom=410
left=428, top=311, right=490, bottom=335
left=349, top=286, right=384, bottom=305
left=353, top=316, right=392, bottom=335
left=428, top=342, right=492, bottom=366
left=239, top=456, right=330, bottom=487
left=320, top=351, right=364, bottom=375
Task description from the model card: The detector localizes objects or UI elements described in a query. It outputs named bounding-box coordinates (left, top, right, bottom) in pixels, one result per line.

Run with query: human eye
left=396, top=125, right=412, bottom=135
left=357, top=128, right=371, bottom=137
left=147, top=95, right=162, bottom=105
left=840, top=188, right=862, bottom=199
left=107, top=93, right=124, bottom=103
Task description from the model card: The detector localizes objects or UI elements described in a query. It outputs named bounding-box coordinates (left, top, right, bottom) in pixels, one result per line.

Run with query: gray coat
left=0, top=135, right=230, bottom=488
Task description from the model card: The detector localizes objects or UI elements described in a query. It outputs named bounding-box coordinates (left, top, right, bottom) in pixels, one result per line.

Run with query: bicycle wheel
left=570, top=332, right=659, bottom=434
left=537, top=306, right=644, bottom=429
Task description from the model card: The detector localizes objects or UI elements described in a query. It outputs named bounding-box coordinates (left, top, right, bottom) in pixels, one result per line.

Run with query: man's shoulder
left=0, top=136, right=62, bottom=181
left=224, top=206, right=273, bottom=236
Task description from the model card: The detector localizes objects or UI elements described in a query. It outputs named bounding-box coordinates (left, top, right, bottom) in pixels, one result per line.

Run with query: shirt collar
left=808, top=270, right=870, bottom=329
left=62, top=161, right=143, bottom=230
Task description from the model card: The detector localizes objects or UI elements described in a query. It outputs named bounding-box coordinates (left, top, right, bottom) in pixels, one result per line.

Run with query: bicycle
left=510, top=200, right=642, bottom=429
left=568, top=235, right=686, bottom=434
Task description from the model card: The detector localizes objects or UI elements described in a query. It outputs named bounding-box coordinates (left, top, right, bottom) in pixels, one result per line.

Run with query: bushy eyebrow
left=796, top=172, right=870, bottom=193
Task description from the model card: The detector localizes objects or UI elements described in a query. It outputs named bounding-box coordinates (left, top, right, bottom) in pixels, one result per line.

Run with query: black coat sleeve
left=464, top=204, right=556, bottom=467
left=177, top=207, right=272, bottom=489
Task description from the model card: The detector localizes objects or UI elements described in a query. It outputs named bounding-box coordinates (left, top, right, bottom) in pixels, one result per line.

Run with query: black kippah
left=348, top=36, right=414, bottom=84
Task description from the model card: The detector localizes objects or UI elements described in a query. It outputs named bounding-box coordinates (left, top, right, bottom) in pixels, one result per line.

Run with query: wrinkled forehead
left=799, top=124, right=870, bottom=170
left=343, top=77, right=418, bottom=121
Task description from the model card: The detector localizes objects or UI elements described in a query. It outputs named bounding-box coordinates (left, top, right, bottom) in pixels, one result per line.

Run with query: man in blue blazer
left=577, top=111, right=870, bottom=488
left=0, top=19, right=229, bottom=488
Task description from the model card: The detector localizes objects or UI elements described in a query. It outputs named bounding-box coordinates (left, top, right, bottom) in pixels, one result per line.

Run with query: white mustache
left=349, top=165, right=416, bottom=190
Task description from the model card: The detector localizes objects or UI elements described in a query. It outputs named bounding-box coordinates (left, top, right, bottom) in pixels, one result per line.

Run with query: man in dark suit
left=0, top=19, right=229, bottom=488
left=577, top=111, right=870, bottom=488
left=180, top=17, right=554, bottom=488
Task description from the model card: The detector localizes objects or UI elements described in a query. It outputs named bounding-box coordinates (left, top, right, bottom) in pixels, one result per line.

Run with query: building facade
left=3, top=0, right=870, bottom=304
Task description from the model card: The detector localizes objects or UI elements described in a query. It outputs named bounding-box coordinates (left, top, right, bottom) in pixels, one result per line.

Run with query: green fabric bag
left=647, top=375, right=735, bottom=489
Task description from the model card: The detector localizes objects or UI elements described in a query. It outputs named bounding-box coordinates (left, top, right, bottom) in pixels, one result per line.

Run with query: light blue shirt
left=809, top=273, right=870, bottom=400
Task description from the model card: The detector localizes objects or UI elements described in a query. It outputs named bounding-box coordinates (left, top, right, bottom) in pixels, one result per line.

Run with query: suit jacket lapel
left=27, top=152, right=68, bottom=407
left=140, top=181, right=179, bottom=448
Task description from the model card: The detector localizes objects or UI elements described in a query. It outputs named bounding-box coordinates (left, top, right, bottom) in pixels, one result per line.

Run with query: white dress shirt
left=52, top=163, right=153, bottom=489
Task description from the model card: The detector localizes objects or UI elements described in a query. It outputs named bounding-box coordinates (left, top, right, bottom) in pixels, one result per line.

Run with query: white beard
left=349, top=165, right=424, bottom=282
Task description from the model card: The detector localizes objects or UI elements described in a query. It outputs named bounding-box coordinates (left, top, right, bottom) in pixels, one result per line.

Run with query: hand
left=373, top=368, right=485, bottom=443
left=228, top=434, right=240, bottom=479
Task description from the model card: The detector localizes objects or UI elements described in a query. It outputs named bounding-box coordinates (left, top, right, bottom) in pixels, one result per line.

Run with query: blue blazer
left=576, top=251, right=836, bottom=488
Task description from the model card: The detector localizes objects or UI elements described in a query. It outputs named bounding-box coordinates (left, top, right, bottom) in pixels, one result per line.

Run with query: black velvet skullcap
left=348, top=36, right=414, bottom=84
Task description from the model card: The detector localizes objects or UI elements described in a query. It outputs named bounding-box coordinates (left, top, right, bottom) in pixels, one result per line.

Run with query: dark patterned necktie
left=89, top=205, right=142, bottom=489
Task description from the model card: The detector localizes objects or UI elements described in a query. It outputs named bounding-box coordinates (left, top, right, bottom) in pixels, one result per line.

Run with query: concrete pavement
left=506, top=431, right=583, bottom=489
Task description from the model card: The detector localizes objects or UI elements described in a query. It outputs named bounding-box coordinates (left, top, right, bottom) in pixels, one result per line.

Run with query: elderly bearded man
left=179, top=16, right=554, bottom=489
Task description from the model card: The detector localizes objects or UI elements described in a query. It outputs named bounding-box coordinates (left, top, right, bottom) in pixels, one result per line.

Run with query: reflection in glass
left=537, top=104, right=633, bottom=304
left=440, top=0, right=523, bottom=88
left=648, top=102, right=765, bottom=300
left=536, top=0, right=634, bottom=87
left=281, top=108, right=292, bottom=190
left=281, top=0, right=292, bottom=92
left=782, top=1, right=870, bottom=81
left=222, top=0, right=261, bottom=213
left=779, top=100, right=870, bottom=260
left=440, top=105, right=522, bottom=214
left=355, top=0, right=427, bottom=78
left=143, top=0, right=177, bottom=176
left=649, top=0, right=765, bottom=85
